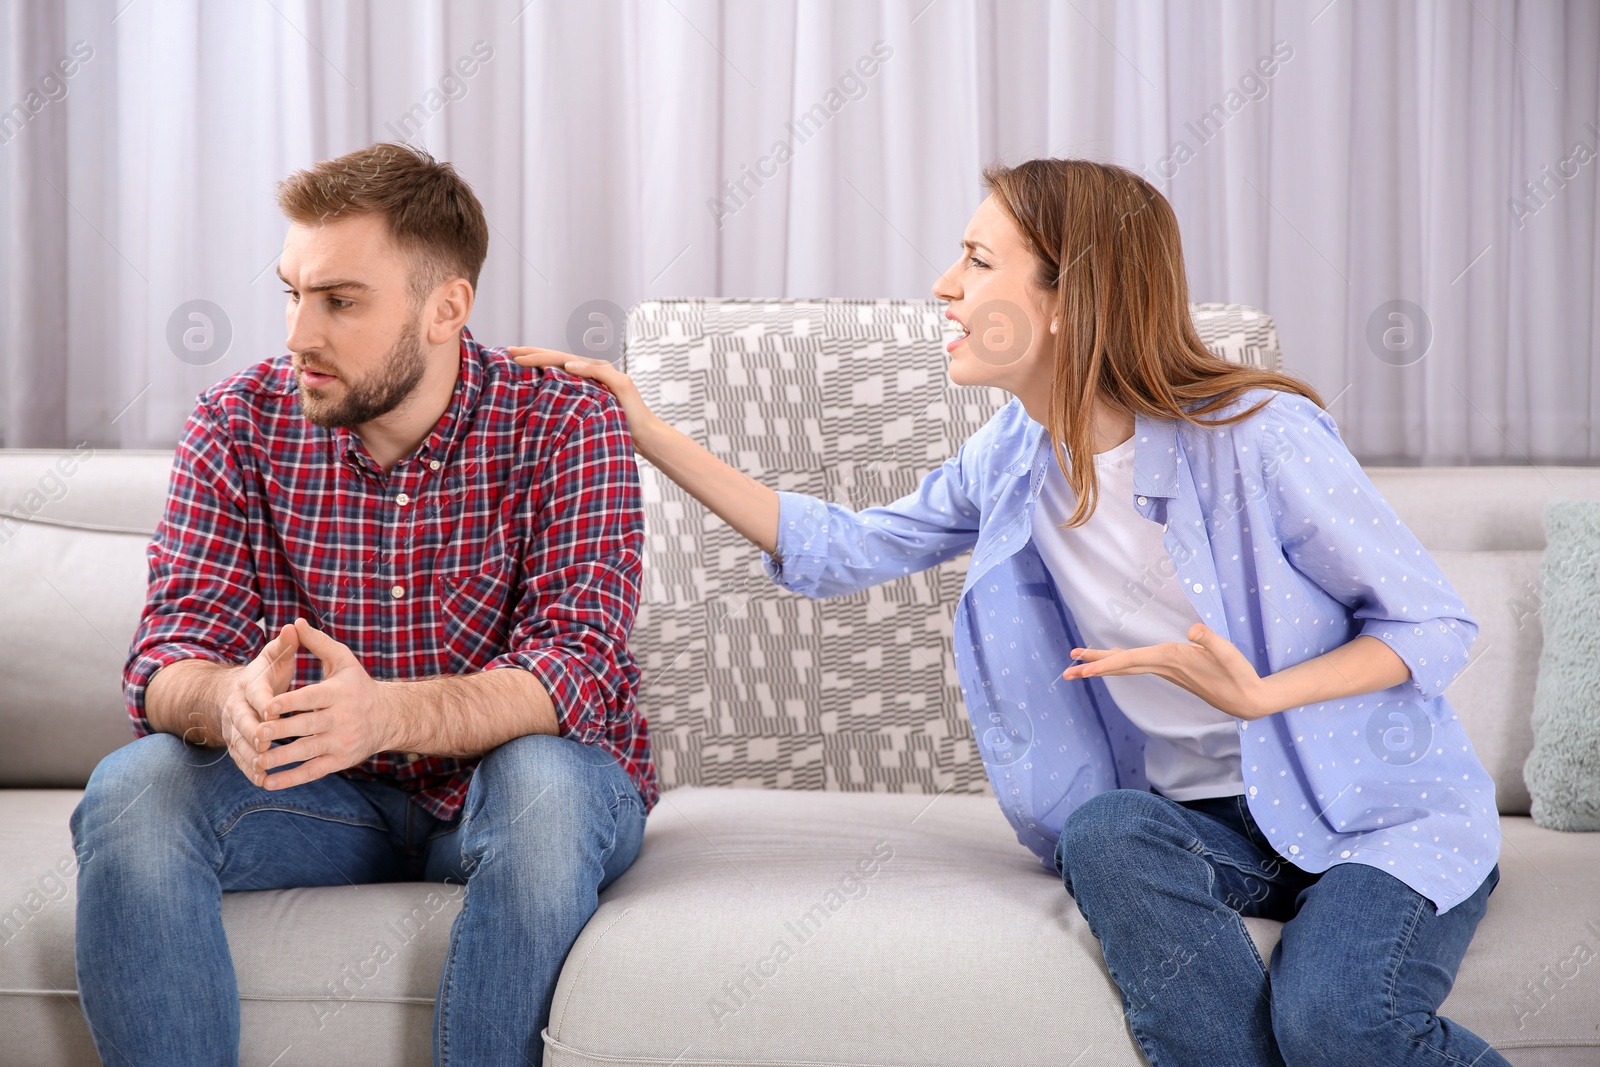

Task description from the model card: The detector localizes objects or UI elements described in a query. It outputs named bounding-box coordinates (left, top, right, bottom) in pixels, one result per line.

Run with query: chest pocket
left=436, top=553, right=517, bottom=671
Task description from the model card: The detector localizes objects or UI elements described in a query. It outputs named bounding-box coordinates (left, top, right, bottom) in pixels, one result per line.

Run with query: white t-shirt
left=1030, top=433, right=1245, bottom=801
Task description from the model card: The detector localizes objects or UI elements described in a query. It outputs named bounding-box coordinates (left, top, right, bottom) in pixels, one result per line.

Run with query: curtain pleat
left=0, top=0, right=1594, bottom=463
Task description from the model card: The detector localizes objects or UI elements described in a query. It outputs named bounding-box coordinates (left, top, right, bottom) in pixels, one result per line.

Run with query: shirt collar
left=1131, top=408, right=1180, bottom=500
left=332, top=326, right=484, bottom=473
left=1017, top=402, right=1181, bottom=499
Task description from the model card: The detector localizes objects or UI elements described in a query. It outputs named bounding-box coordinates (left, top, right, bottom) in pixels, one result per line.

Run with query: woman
left=511, top=159, right=1507, bottom=1067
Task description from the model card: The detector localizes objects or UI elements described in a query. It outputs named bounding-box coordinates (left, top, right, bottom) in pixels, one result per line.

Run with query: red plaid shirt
left=123, top=327, right=658, bottom=820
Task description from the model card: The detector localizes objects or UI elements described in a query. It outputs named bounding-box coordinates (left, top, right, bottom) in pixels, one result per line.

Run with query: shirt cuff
left=1356, top=616, right=1475, bottom=702
left=124, top=644, right=247, bottom=738
left=761, top=490, right=832, bottom=596
left=485, top=647, right=604, bottom=745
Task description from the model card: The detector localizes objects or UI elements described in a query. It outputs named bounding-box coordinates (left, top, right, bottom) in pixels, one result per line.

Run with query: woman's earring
left=1050, top=319, right=1059, bottom=334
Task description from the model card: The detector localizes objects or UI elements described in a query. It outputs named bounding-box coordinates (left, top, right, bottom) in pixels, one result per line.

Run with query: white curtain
left=2, top=0, right=1596, bottom=463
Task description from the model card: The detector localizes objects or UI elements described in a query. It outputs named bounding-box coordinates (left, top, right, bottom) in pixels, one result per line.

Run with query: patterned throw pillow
left=622, top=298, right=1282, bottom=794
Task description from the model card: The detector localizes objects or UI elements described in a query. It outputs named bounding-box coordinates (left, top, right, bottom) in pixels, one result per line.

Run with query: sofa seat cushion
left=0, top=789, right=451, bottom=1066
left=4, top=787, right=1596, bottom=1066
left=546, top=787, right=1600, bottom=1067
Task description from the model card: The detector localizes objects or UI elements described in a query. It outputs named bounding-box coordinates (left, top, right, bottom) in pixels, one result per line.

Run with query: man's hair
left=276, top=142, right=489, bottom=304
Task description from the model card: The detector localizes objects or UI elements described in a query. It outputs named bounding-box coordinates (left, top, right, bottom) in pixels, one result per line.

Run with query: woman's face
left=931, top=194, right=1057, bottom=391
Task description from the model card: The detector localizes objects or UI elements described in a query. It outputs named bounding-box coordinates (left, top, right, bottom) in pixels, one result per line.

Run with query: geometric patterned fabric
left=623, top=299, right=1281, bottom=796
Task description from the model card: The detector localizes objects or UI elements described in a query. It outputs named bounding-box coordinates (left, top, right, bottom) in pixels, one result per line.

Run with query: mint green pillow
left=1524, top=499, right=1600, bottom=831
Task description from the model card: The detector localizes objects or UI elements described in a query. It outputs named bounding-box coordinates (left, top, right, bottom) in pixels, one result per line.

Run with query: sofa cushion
left=0, top=789, right=451, bottom=1066
left=5, top=786, right=1597, bottom=1065
left=1524, top=500, right=1600, bottom=830
left=626, top=299, right=1281, bottom=802
left=0, top=519, right=151, bottom=787
left=1355, top=466, right=1600, bottom=553
left=542, top=787, right=1600, bottom=1067
left=0, top=448, right=174, bottom=789
left=1431, top=549, right=1546, bottom=816
left=0, top=448, right=171, bottom=531
left=625, top=299, right=1008, bottom=802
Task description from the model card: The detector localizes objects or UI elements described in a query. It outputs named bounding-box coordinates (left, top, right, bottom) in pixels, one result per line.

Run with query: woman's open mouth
left=943, top=312, right=970, bottom=353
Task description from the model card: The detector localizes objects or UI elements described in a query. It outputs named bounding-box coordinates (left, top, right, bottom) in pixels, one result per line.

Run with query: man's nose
left=285, top=304, right=320, bottom=354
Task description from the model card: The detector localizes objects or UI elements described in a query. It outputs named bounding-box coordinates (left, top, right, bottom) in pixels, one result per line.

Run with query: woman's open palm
left=1062, top=622, right=1270, bottom=720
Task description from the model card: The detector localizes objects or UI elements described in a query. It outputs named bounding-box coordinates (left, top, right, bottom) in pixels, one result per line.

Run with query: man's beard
left=297, top=311, right=429, bottom=430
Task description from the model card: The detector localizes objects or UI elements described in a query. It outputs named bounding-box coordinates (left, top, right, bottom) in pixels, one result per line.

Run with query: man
left=69, top=142, right=657, bottom=1066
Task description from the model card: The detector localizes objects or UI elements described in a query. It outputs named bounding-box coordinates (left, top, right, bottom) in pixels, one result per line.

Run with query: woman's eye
left=969, top=256, right=989, bottom=269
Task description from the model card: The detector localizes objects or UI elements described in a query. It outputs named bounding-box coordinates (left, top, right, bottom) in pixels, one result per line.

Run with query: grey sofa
left=1, top=299, right=1596, bottom=1067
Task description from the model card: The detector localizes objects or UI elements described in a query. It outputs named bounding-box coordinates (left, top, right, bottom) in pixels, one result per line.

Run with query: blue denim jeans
left=1054, top=787, right=1507, bottom=1067
left=69, top=730, right=647, bottom=1067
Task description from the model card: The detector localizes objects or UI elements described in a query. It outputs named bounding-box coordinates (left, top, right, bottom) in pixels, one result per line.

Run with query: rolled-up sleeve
left=1258, top=392, right=1478, bottom=701
left=482, top=389, right=643, bottom=745
left=760, top=447, right=983, bottom=599
left=123, top=403, right=266, bottom=736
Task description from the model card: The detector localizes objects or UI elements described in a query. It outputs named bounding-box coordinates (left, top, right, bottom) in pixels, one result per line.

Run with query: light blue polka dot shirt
left=761, top=387, right=1500, bottom=915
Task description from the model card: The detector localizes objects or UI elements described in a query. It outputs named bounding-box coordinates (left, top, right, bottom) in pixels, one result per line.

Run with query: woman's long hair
left=982, top=158, right=1324, bottom=528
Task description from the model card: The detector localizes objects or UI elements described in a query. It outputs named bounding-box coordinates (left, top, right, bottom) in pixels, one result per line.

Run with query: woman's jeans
left=69, top=730, right=647, bottom=1067
left=1054, top=787, right=1507, bottom=1067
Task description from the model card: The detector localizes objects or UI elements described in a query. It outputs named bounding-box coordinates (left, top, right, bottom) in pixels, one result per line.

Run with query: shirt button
left=1248, top=785, right=1258, bottom=796
left=429, top=460, right=441, bottom=470
left=405, top=752, right=421, bottom=762
left=1137, top=495, right=1148, bottom=506
left=396, top=493, right=411, bottom=505
left=1340, top=850, right=1352, bottom=858
left=391, top=584, right=405, bottom=599
left=1288, top=845, right=1300, bottom=855
left=1192, top=582, right=1203, bottom=593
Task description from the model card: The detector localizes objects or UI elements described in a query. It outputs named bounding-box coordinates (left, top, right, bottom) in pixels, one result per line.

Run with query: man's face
left=278, top=213, right=429, bottom=430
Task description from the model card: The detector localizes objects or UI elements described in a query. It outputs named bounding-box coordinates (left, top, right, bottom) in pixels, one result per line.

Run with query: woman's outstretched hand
left=1061, top=622, right=1272, bottom=720
left=508, top=347, right=665, bottom=454
left=509, top=346, right=781, bottom=555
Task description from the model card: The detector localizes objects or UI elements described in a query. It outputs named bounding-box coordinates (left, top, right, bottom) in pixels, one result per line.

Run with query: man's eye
left=282, top=288, right=299, bottom=301
left=328, top=297, right=353, bottom=310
